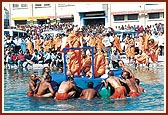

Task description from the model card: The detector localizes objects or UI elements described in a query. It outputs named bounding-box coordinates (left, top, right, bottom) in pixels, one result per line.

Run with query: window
left=148, top=13, right=160, bottom=19
left=160, top=12, right=164, bottom=18
left=35, top=4, right=51, bottom=8
left=13, top=4, right=19, bottom=8
left=114, top=15, right=124, bottom=21
left=58, top=4, right=75, bottom=7
left=128, top=14, right=138, bottom=20
left=35, top=4, right=42, bottom=8
left=21, top=4, right=28, bottom=8
left=44, top=4, right=51, bottom=7
left=13, top=4, right=28, bottom=9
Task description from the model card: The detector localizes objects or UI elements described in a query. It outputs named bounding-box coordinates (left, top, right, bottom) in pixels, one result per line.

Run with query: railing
left=63, top=46, right=95, bottom=79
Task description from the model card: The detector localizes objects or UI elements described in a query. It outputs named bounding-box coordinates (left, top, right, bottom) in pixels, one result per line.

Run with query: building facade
left=3, top=7, right=9, bottom=28
left=3, top=2, right=165, bottom=28
left=110, top=3, right=165, bottom=28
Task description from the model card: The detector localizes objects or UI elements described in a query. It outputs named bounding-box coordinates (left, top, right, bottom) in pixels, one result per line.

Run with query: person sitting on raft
left=86, top=47, right=106, bottom=78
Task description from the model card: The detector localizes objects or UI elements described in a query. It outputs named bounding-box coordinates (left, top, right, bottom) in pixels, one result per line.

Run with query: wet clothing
left=26, top=92, right=33, bottom=97
left=128, top=91, right=140, bottom=97
left=113, top=36, right=122, bottom=54
left=27, top=40, right=34, bottom=55
left=135, top=52, right=149, bottom=65
left=110, top=86, right=127, bottom=99
left=55, top=92, right=70, bottom=100
left=33, top=94, right=42, bottom=97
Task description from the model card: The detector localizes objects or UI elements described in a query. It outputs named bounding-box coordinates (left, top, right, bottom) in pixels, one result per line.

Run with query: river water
left=3, top=63, right=165, bottom=112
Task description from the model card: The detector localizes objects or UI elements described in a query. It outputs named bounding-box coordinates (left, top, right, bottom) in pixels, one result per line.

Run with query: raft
left=50, top=46, right=123, bottom=98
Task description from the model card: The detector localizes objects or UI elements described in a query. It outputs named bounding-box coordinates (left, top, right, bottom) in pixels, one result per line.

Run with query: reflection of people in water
left=12, top=68, right=25, bottom=80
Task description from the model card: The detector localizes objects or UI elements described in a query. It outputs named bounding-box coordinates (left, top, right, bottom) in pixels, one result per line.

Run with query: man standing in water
left=102, top=70, right=127, bottom=99
left=118, top=60, right=135, bottom=78
left=80, top=82, right=100, bottom=100
left=120, top=71, right=140, bottom=97
left=54, top=77, right=81, bottom=100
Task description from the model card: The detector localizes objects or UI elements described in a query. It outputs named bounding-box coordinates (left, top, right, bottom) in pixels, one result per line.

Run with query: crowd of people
left=27, top=66, right=145, bottom=100
left=4, top=22, right=164, bottom=74
left=4, top=22, right=164, bottom=100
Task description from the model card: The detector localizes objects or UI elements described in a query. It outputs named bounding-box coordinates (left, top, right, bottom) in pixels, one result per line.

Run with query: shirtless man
left=34, top=74, right=55, bottom=97
left=120, top=71, right=140, bottom=97
left=42, top=67, right=51, bottom=78
left=135, top=78, right=146, bottom=93
left=26, top=74, right=40, bottom=96
left=80, top=82, right=100, bottom=100
left=118, top=60, right=135, bottom=78
left=54, top=77, right=81, bottom=100
left=102, top=70, right=127, bottom=99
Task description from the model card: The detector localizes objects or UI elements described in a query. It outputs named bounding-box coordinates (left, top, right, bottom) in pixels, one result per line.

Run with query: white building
left=110, top=2, right=165, bottom=28
left=2, top=2, right=165, bottom=28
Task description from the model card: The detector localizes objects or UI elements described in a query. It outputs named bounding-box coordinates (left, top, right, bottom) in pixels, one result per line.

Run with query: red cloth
left=55, top=92, right=70, bottom=100
left=110, top=86, right=127, bottom=99
left=26, top=92, right=33, bottom=97
left=130, top=77, right=136, bottom=82
left=128, top=91, right=140, bottom=97
left=33, top=94, right=42, bottom=97
left=18, top=54, right=25, bottom=61
left=12, top=55, right=17, bottom=61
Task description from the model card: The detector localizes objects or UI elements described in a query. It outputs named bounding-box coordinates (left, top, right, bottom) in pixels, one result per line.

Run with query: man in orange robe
left=35, top=36, right=43, bottom=51
left=125, top=37, right=135, bottom=64
left=113, top=34, right=122, bottom=54
left=138, top=33, right=145, bottom=53
left=44, top=37, right=51, bottom=52
left=64, top=27, right=83, bottom=76
left=81, top=50, right=91, bottom=75
left=95, top=34, right=104, bottom=51
left=26, top=37, right=34, bottom=55
left=50, top=37, right=55, bottom=52
left=135, top=50, right=149, bottom=66
left=86, top=48, right=106, bottom=78
left=87, top=34, right=97, bottom=47
left=148, top=38, right=160, bottom=63
left=144, top=32, right=150, bottom=53
left=54, top=34, right=62, bottom=52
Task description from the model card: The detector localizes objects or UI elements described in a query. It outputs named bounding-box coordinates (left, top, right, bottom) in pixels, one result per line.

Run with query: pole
left=9, top=4, right=11, bottom=27
left=55, top=4, right=57, bottom=19
left=91, top=47, right=95, bottom=79
left=144, top=4, right=146, bottom=28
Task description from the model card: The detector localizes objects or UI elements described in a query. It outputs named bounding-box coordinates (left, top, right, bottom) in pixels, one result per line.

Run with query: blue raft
left=50, top=46, right=123, bottom=98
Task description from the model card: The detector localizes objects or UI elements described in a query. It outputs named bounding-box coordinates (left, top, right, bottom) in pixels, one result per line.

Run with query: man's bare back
left=80, top=82, right=100, bottom=100
left=106, top=77, right=121, bottom=89
left=35, top=75, right=54, bottom=97
left=57, top=81, right=74, bottom=93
